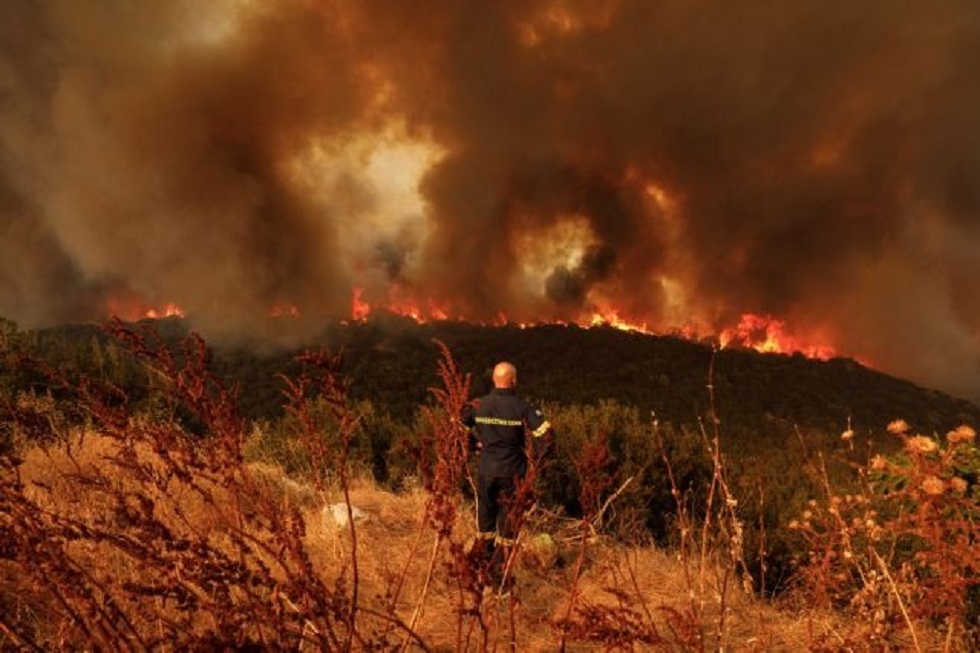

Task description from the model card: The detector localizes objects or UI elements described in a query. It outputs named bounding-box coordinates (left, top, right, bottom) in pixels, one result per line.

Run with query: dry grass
left=5, top=430, right=830, bottom=651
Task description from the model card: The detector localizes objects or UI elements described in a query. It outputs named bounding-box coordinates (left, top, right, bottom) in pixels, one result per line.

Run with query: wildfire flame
left=104, top=290, right=839, bottom=363
left=718, top=313, right=836, bottom=360
left=345, top=289, right=838, bottom=360
left=587, top=309, right=652, bottom=334
left=350, top=287, right=451, bottom=323
left=351, top=288, right=371, bottom=321
left=105, top=298, right=185, bottom=322
left=145, top=304, right=185, bottom=320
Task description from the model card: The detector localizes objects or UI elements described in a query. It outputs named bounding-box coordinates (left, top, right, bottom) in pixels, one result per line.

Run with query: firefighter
left=460, top=361, right=552, bottom=595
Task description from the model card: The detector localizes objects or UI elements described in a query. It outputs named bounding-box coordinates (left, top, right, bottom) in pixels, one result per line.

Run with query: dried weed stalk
left=0, top=321, right=425, bottom=651
left=649, top=349, right=760, bottom=651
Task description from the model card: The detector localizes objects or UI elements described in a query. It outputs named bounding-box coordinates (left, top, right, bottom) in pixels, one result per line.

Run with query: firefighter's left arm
left=527, top=405, right=552, bottom=462
left=532, top=425, right=553, bottom=461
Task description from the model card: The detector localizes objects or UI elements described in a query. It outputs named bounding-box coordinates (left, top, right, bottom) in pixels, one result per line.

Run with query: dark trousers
left=476, top=475, right=520, bottom=584
left=477, top=475, right=519, bottom=540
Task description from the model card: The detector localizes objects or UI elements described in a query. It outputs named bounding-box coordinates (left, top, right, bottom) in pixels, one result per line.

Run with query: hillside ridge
left=21, top=314, right=980, bottom=437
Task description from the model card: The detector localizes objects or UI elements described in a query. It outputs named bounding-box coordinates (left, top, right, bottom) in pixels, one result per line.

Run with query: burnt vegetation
left=2, top=314, right=979, bottom=650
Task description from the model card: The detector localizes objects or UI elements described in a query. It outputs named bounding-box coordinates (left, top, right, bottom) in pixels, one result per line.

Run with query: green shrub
left=534, top=401, right=712, bottom=544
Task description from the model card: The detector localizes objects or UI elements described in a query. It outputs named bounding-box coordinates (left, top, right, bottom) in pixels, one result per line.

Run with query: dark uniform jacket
left=460, top=388, right=550, bottom=478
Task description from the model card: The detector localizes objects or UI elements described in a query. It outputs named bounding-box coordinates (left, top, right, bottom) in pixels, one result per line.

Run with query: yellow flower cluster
left=920, top=475, right=945, bottom=496
left=950, top=477, right=968, bottom=493
left=886, top=419, right=909, bottom=435
left=906, top=435, right=938, bottom=454
left=946, top=425, right=976, bottom=444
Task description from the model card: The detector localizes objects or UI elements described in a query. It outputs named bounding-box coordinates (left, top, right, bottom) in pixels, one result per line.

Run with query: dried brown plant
left=0, top=322, right=424, bottom=650
left=791, top=420, right=979, bottom=650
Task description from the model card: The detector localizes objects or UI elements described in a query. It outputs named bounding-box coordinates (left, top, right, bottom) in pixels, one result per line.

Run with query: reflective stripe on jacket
left=460, top=388, right=550, bottom=477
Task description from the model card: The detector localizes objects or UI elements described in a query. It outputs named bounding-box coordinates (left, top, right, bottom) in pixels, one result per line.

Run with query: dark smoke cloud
left=1, top=0, right=979, bottom=401
left=545, top=244, right=617, bottom=307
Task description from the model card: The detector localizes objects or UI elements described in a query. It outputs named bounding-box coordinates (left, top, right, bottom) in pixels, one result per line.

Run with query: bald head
left=492, top=362, right=518, bottom=389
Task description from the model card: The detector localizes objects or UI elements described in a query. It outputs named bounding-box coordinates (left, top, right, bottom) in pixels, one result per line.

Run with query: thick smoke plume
left=2, top=0, right=979, bottom=401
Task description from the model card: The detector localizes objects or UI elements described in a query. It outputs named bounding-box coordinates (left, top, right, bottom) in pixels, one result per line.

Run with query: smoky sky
left=2, top=0, right=979, bottom=402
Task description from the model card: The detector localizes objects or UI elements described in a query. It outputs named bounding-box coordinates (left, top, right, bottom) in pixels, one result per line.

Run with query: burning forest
left=2, top=0, right=980, bottom=401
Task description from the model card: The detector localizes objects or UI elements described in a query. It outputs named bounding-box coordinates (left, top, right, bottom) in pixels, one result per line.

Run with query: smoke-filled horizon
left=2, top=0, right=979, bottom=402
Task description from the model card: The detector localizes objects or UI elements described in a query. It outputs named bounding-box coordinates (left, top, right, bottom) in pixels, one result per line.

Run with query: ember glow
left=270, top=304, right=302, bottom=319
left=3, top=0, right=980, bottom=401
left=103, top=297, right=185, bottom=323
